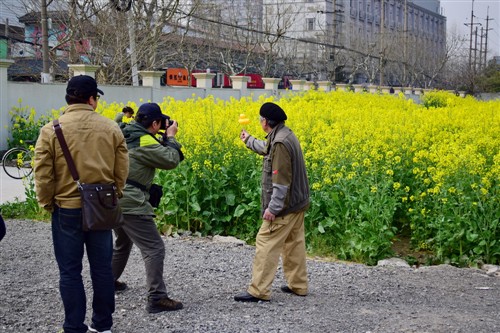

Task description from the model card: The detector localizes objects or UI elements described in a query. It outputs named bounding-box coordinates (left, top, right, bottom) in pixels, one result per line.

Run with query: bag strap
left=149, top=132, right=163, bottom=145
left=153, top=132, right=185, bottom=162
left=126, top=179, right=147, bottom=191
left=53, top=119, right=80, bottom=183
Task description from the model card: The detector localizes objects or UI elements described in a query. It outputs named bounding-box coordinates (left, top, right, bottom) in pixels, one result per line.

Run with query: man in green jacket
left=112, top=102, right=184, bottom=313
left=235, top=102, right=310, bottom=302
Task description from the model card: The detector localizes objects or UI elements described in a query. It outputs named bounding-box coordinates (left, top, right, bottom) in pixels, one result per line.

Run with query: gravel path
left=1, top=219, right=499, bottom=333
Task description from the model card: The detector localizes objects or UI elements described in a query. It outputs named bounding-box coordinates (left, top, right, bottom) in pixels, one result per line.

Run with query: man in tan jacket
left=34, top=75, right=128, bottom=333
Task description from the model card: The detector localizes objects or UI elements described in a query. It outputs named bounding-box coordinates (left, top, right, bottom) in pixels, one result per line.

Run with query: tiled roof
left=7, top=58, right=68, bottom=76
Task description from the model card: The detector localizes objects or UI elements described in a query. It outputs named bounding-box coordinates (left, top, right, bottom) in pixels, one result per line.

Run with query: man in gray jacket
left=235, top=102, right=310, bottom=302
left=112, top=102, right=184, bottom=313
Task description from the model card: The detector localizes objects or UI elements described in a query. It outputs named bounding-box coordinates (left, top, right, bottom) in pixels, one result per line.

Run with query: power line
left=174, top=7, right=381, bottom=60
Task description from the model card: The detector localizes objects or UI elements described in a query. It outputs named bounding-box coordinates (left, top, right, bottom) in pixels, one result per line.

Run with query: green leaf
left=226, top=193, right=236, bottom=206
left=473, top=246, right=484, bottom=255
left=190, top=202, right=201, bottom=212
left=466, top=232, right=479, bottom=242
left=234, top=204, right=246, bottom=218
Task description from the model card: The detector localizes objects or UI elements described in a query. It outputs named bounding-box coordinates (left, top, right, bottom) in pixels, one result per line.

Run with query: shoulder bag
left=53, top=119, right=124, bottom=231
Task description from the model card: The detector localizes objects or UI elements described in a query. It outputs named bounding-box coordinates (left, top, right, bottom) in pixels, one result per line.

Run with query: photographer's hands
left=166, top=120, right=178, bottom=137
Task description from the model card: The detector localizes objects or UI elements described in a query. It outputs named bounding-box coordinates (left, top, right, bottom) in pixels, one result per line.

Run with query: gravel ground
left=1, top=219, right=499, bottom=333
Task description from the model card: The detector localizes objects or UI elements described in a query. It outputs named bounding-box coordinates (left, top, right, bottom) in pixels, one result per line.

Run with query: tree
left=257, top=0, right=297, bottom=78
left=477, top=63, right=500, bottom=93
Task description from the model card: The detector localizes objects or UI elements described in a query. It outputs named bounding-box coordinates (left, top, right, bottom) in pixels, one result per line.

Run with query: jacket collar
left=264, top=122, right=285, bottom=154
left=63, top=103, right=95, bottom=114
left=265, top=122, right=285, bottom=141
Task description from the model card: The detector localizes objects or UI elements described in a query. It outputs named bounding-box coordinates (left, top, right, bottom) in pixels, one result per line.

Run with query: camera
left=160, top=116, right=176, bottom=130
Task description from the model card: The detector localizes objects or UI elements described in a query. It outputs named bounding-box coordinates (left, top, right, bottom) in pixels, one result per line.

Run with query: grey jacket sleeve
left=268, top=184, right=288, bottom=215
left=245, top=136, right=267, bottom=155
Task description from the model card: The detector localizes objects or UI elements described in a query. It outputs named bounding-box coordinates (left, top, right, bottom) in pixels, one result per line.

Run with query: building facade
left=0, top=0, right=26, bottom=58
left=262, top=0, right=447, bottom=86
left=1, top=0, right=447, bottom=88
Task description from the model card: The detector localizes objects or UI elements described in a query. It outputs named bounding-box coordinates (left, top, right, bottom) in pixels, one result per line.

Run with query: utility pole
left=41, top=0, right=52, bottom=83
left=464, top=0, right=481, bottom=93
left=403, top=0, right=407, bottom=85
left=379, top=0, right=384, bottom=86
left=479, top=26, right=484, bottom=69
left=484, top=9, right=493, bottom=66
left=473, top=25, right=479, bottom=74
left=127, top=10, right=139, bottom=86
left=467, top=0, right=475, bottom=72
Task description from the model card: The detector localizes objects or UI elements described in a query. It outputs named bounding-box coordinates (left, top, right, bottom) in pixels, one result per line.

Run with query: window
left=350, top=0, right=357, bottom=16
left=307, top=18, right=315, bottom=31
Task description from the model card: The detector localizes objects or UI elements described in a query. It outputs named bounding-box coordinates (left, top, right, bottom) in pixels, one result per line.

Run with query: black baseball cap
left=137, top=103, right=168, bottom=122
left=66, top=75, right=104, bottom=99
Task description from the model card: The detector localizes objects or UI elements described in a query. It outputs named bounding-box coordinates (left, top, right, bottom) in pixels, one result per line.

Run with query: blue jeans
left=0, top=214, right=5, bottom=242
left=52, top=206, right=114, bottom=333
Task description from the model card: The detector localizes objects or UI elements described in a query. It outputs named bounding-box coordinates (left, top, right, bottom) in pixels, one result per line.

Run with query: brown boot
left=146, top=296, right=183, bottom=313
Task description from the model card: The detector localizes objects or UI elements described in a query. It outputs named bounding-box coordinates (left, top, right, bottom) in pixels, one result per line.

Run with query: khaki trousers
left=247, top=211, right=308, bottom=300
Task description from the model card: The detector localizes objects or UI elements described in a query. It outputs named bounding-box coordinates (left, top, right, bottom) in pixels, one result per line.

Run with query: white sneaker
left=88, top=325, right=112, bottom=333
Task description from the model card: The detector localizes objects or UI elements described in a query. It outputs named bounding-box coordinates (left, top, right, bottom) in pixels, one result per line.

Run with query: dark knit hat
left=259, top=102, right=287, bottom=122
left=66, top=75, right=104, bottom=99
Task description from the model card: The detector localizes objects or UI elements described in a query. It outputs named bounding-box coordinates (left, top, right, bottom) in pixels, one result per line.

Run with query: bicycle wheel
left=2, top=147, right=34, bottom=179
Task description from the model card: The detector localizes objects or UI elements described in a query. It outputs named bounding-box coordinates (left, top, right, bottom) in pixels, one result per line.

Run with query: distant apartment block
left=262, top=0, right=446, bottom=84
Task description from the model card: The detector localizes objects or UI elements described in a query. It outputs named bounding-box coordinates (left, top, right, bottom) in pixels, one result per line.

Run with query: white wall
left=0, top=78, right=274, bottom=150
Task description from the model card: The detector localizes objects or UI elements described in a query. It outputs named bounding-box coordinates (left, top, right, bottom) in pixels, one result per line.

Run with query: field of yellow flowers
left=7, top=90, right=500, bottom=266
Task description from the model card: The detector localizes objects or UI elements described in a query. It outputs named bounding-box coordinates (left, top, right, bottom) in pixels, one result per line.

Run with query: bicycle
left=2, top=141, right=34, bottom=179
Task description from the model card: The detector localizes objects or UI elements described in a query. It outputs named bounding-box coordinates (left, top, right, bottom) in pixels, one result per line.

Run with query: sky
left=440, top=0, right=500, bottom=59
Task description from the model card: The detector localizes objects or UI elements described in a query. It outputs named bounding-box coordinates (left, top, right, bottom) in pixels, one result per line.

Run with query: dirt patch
left=391, top=234, right=433, bottom=266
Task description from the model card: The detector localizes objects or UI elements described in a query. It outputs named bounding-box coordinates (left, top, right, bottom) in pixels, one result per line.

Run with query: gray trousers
left=112, top=214, right=168, bottom=300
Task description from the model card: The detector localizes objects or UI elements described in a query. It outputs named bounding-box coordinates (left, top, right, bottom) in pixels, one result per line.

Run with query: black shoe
left=280, top=285, right=306, bottom=296
left=234, top=291, right=269, bottom=302
left=147, top=296, right=183, bottom=313
left=114, top=280, right=127, bottom=292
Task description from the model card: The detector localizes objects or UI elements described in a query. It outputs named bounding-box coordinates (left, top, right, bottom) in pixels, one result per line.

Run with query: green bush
left=7, top=100, right=51, bottom=149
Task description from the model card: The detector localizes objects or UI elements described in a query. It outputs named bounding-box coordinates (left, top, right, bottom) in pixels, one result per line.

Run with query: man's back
left=35, top=103, right=128, bottom=210
left=33, top=74, right=127, bottom=333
